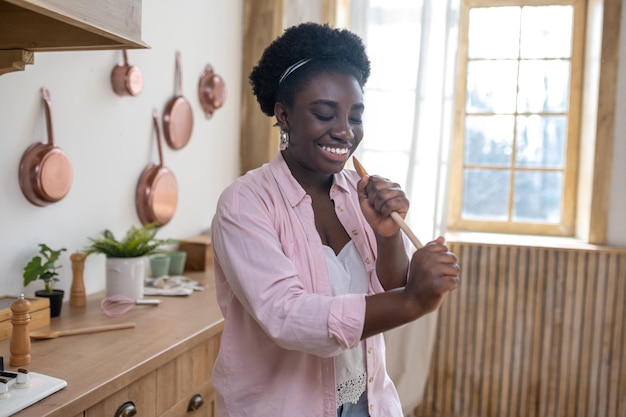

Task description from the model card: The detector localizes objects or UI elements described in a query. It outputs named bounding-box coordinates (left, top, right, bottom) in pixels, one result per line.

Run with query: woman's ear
left=274, top=102, right=288, bottom=129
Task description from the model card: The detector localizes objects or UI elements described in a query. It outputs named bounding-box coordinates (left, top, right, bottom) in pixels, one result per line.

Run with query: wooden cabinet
left=155, top=334, right=220, bottom=415
left=0, top=0, right=148, bottom=75
left=84, top=371, right=157, bottom=417
left=84, top=333, right=221, bottom=417
left=1, top=270, right=224, bottom=417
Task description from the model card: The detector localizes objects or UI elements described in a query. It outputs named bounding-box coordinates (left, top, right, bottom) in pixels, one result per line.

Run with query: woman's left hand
left=357, top=174, right=410, bottom=237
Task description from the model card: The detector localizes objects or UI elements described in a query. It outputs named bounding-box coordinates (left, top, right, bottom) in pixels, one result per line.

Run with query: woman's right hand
left=362, top=236, right=460, bottom=339
left=404, top=236, right=460, bottom=315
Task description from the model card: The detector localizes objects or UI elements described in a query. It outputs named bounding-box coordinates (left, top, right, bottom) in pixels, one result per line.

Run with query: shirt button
left=351, top=229, right=358, bottom=235
left=368, top=347, right=373, bottom=354
left=365, top=257, right=371, bottom=264
left=368, top=376, right=374, bottom=383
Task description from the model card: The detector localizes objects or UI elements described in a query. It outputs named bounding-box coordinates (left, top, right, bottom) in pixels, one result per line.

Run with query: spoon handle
left=58, top=323, right=136, bottom=337
left=352, top=156, right=423, bottom=249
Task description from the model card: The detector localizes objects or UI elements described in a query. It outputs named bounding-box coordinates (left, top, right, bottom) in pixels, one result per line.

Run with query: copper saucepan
left=136, top=109, right=178, bottom=226
left=18, top=87, right=73, bottom=207
left=163, top=51, right=194, bottom=150
left=110, top=50, right=143, bottom=97
left=198, top=64, right=227, bottom=119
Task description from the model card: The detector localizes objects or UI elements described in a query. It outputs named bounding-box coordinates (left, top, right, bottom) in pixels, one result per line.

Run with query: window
left=346, top=0, right=617, bottom=242
left=447, top=1, right=584, bottom=236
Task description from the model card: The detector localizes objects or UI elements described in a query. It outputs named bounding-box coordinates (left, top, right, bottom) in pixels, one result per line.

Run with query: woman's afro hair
left=249, top=22, right=371, bottom=116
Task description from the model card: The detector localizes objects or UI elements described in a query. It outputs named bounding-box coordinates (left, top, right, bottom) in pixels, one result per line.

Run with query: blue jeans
left=337, top=391, right=369, bottom=417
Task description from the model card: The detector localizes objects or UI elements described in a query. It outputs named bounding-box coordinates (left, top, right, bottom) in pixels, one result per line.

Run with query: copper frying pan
left=110, top=50, right=143, bottom=97
left=198, top=64, right=227, bottom=119
left=136, top=110, right=178, bottom=226
left=163, top=51, right=194, bottom=150
left=18, top=87, right=73, bottom=207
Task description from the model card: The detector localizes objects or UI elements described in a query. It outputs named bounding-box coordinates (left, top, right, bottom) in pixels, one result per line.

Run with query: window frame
left=447, top=0, right=586, bottom=236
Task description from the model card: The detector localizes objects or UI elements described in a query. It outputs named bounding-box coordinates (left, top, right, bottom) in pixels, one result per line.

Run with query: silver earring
left=280, top=130, right=289, bottom=150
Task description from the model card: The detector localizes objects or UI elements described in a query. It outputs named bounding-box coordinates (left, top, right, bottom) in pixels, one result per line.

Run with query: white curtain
left=350, top=0, right=460, bottom=414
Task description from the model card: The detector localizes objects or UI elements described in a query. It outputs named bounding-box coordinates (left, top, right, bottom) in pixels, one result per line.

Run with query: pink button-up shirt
left=211, top=153, right=404, bottom=417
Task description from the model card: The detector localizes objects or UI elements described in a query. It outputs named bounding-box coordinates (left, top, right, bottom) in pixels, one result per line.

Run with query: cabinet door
left=84, top=370, right=157, bottom=417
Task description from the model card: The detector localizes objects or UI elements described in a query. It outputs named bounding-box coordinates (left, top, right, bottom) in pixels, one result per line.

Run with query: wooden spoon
left=29, top=323, right=136, bottom=340
left=352, top=156, right=423, bottom=249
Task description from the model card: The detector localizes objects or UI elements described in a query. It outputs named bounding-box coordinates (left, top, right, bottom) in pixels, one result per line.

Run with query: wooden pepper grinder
left=70, top=252, right=87, bottom=307
left=10, top=294, right=31, bottom=367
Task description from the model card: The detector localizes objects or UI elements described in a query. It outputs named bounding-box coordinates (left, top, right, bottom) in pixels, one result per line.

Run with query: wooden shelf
left=0, top=0, right=148, bottom=75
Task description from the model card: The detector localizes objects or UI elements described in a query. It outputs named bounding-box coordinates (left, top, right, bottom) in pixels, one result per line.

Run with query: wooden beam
left=239, top=0, right=284, bottom=174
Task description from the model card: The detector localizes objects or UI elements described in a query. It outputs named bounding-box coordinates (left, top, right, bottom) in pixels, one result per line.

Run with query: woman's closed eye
left=314, top=113, right=333, bottom=122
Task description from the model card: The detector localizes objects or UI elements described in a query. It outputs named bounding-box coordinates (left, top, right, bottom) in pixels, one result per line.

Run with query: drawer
left=161, top=378, right=216, bottom=417
left=84, top=370, right=157, bottom=417
left=155, top=335, right=221, bottom=414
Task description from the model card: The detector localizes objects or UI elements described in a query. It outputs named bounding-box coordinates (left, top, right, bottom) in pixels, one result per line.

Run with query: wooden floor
left=412, top=241, right=626, bottom=417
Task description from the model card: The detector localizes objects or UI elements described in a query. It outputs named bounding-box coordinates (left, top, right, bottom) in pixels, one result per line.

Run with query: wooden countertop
left=0, top=270, right=223, bottom=417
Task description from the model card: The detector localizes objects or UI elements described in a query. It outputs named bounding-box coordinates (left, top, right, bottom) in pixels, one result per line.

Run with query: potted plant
left=23, top=244, right=67, bottom=317
left=84, top=223, right=174, bottom=300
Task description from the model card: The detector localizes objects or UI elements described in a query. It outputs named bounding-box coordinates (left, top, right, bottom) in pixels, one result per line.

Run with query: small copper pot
left=136, top=109, right=178, bottom=226
left=198, top=64, right=226, bottom=119
left=163, top=51, right=194, bottom=150
left=111, top=50, right=143, bottom=97
left=18, top=87, right=73, bottom=207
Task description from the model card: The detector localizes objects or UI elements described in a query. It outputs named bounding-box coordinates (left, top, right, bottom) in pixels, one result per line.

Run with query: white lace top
left=324, top=240, right=369, bottom=408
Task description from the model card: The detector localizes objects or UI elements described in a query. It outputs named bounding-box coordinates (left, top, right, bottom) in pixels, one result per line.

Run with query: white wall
left=0, top=1, right=243, bottom=297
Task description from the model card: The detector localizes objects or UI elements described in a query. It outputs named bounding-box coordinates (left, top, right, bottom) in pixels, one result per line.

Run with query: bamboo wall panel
left=414, top=242, right=626, bottom=417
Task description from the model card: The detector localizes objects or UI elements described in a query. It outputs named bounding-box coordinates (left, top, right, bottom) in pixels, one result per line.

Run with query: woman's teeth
left=321, top=145, right=348, bottom=155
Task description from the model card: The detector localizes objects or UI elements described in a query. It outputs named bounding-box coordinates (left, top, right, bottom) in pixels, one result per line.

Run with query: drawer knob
left=115, top=401, right=137, bottom=417
left=187, top=393, right=204, bottom=411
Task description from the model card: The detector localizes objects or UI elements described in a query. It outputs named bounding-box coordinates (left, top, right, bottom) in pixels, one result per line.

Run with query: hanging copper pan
left=163, top=51, right=193, bottom=150
left=198, top=64, right=227, bottom=119
left=136, top=109, right=178, bottom=226
left=18, top=87, right=73, bottom=207
left=110, top=50, right=143, bottom=97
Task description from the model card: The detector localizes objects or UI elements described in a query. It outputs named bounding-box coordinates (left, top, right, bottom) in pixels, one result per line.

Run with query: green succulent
left=23, top=244, right=67, bottom=293
left=84, top=223, right=176, bottom=258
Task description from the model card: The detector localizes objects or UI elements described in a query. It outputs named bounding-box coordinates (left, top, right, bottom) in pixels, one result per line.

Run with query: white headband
left=278, top=58, right=312, bottom=84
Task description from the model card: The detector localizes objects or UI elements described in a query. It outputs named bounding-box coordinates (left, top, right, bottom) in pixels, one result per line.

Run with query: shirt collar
left=269, top=152, right=352, bottom=208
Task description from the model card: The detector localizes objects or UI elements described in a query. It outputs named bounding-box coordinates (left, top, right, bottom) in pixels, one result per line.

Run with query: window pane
left=516, top=115, right=566, bottom=168
left=462, top=169, right=510, bottom=220
left=517, top=60, right=571, bottom=113
left=465, top=115, right=514, bottom=166
left=513, top=171, right=562, bottom=223
left=468, top=7, right=520, bottom=59
left=520, top=6, right=573, bottom=59
left=466, top=61, right=518, bottom=113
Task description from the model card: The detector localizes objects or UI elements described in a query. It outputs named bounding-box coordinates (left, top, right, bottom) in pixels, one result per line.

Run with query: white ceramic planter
left=105, top=257, right=147, bottom=300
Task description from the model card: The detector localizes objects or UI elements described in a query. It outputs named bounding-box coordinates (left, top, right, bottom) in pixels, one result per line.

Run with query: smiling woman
left=210, top=22, right=461, bottom=417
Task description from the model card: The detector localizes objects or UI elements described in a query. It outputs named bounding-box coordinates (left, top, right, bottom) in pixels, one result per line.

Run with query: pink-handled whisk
left=101, top=295, right=161, bottom=317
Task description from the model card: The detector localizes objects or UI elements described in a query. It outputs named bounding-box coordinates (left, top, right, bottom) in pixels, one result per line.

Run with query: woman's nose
left=331, top=118, right=355, bottom=141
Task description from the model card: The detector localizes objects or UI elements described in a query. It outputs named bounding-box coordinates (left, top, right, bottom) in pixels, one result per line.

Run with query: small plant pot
left=35, top=289, right=64, bottom=317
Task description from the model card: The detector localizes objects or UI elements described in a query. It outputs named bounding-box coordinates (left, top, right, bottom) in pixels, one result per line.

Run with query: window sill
left=445, top=231, right=626, bottom=253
